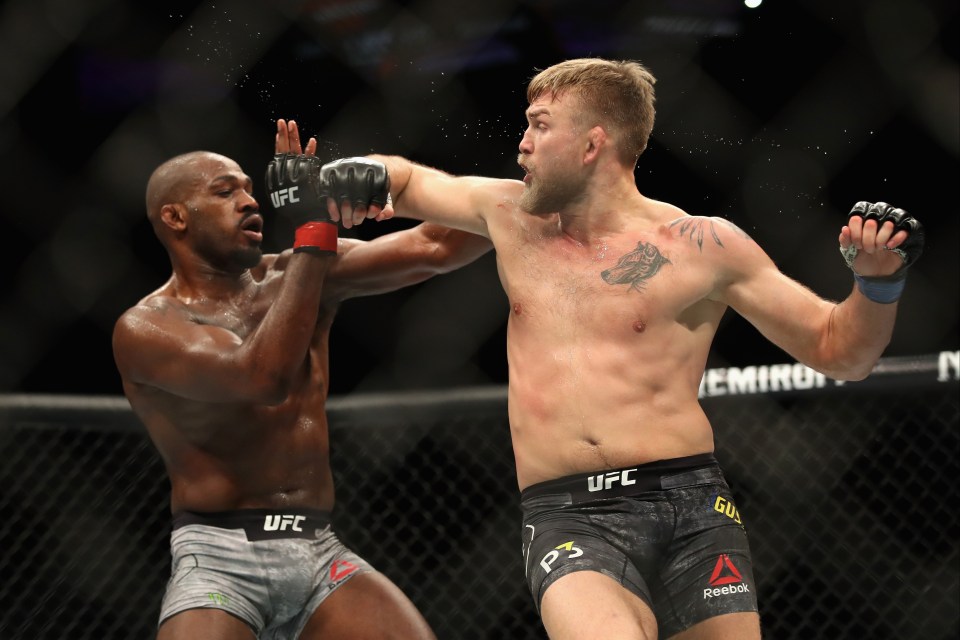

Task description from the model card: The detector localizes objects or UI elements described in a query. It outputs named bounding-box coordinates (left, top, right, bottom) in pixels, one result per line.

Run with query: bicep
left=719, top=244, right=834, bottom=362
left=399, top=168, right=519, bottom=236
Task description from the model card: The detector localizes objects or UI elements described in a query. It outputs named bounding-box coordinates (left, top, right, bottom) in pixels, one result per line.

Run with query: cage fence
left=0, top=352, right=957, bottom=640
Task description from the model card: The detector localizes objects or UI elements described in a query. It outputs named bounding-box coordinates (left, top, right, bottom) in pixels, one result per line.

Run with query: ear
left=160, top=203, right=188, bottom=232
left=583, top=126, right=606, bottom=165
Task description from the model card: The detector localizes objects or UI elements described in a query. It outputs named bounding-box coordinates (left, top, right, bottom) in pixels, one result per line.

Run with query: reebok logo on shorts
left=330, top=559, right=358, bottom=582
left=703, top=554, right=750, bottom=598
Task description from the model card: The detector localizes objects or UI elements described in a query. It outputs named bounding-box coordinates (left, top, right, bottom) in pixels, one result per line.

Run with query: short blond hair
left=527, top=58, right=657, bottom=165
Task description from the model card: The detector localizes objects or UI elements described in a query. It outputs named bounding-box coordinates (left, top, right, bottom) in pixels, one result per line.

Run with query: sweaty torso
left=122, top=264, right=338, bottom=514
left=490, top=200, right=732, bottom=490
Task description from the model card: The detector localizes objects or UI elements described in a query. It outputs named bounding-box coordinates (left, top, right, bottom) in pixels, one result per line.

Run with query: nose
left=518, top=128, right=533, bottom=154
left=240, top=191, right=259, bottom=211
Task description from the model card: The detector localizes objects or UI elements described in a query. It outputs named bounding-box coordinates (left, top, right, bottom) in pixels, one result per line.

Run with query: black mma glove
left=318, top=157, right=391, bottom=210
left=265, top=153, right=337, bottom=254
left=840, top=201, right=925, bottom=303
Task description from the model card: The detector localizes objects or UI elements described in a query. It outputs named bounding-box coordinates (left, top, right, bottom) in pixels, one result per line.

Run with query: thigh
left=160, top=527, right=268, bottom=634
left=157, top=608, right=256, bottom=640
left=297, top=571, right=436, bottom=640
left=668, top=611, right=761, bottom=640
left=522, top=506, right=655, bottom=615
left=655, top=478, right=758, bottom=637
left=541, top=570, right=658, bottom=640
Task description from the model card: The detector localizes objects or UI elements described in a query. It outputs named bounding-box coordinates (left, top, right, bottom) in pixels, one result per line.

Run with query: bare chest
left=188, top=297, right=271, bottom=338
left=184, top=289, right=334, bottom=340
left=500, top=234, right=706, bottom=328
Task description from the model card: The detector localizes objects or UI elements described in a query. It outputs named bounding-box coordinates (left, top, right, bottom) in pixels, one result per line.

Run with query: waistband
left=520, top=452, right=719, bottom=504
left=172, top=507, right=332, bottom=542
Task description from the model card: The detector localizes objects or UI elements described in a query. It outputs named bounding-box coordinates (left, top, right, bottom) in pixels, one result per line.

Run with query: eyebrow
left=209, top=174, right=252, bottom=189
left=526, top=107, right=550, bottom=119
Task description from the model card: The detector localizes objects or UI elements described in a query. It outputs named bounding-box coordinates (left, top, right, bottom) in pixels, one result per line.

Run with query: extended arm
left=269, top=121, right=494, bottom=300
left=321, top=153, right=524, bottom=236
left=324, top=223, right=493, bottom=303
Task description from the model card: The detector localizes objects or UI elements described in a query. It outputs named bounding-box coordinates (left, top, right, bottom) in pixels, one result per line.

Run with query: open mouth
left=519, top=163, right=532, bottom=185
left=241, top=214, right=264, bottom=242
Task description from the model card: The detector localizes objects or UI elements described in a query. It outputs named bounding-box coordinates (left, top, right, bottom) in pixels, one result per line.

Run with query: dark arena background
left=0, top=1, right=957, bottom=639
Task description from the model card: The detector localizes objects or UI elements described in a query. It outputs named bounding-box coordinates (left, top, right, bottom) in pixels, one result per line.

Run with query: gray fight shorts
left=159, top=508, right=373, bottom=638
left=521, top=453, right=758, bottom=637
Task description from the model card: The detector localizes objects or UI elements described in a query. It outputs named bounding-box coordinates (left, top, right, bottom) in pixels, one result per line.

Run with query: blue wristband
left=853, top=271, right=906, bottom=304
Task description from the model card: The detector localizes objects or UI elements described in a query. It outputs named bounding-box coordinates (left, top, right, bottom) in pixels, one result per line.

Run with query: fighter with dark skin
left=112, top=120, right=491, bottom=639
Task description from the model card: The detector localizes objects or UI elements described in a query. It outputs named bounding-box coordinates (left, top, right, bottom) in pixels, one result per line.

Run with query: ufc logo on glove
left=270, top=186, right=300, bottom=208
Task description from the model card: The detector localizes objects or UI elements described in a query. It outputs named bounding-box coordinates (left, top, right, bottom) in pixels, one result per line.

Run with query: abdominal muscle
left=506, top=323, right=716, bottom=491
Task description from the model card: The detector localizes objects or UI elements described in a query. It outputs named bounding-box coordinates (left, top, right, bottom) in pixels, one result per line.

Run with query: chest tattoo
left=601, top=241, right=671, bottom=291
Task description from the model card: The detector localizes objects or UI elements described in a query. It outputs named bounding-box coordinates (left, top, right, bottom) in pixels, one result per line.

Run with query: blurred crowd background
left=1, top=0, right=957, bottom=398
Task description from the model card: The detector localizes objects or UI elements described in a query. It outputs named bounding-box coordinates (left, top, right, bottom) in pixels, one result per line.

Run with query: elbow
left=430, top=249, right=458, bottom=275
left=828, top=365, right=873, bottom=383
left=421, top=238, right=458, bottom=274
left=248, top=383, right=290, bottom=406
left=815, top=350, right=882, bottom=382
left=422, top=231, right=489, bottom=274
left=258, top=384, right=291, bottom=406
left=843, top=352, right=884, bottom=380
left=815, top=308, right=891, bottom=381
left=244, top=368, right=295, bottom=405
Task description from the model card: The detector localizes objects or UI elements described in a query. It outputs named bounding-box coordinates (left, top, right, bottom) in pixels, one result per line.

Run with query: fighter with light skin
left=320, top=58, right=924, bottom=639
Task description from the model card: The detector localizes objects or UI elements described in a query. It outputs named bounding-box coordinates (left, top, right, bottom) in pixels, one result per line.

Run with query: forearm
left=368, top=154, right=414, bottom=206
left=820, top=284, right=898, bottom=380
left=367, top=154, right=490, bottom=235
left=818, top=201, right=924, bottom=379
left=253, top=150, right=341, bottom=390
left=242, top=253, right=330, bottom=400
left=369, top=153, right=438, bottom=219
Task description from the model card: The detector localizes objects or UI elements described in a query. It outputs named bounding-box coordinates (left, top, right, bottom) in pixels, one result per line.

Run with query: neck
left=169, top=258, right=256, bottom=303
left=556, top=168, right=642, bottom=243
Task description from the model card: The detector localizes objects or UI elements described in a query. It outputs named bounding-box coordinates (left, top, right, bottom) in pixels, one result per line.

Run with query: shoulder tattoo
left=601, top=241, right=671, bottom=291
left=669, top=216, right=750, bottom=252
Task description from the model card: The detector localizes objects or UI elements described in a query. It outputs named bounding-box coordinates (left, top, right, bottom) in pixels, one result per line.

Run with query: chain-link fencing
left=0, top=352, right=957, bottom=639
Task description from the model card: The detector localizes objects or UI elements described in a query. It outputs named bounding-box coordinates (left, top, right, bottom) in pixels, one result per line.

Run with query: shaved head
left=145, top=151, right=238, bottom=225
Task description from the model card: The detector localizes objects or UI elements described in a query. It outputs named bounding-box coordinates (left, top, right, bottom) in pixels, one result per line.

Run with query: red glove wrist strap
left=294, top=221, right=337, bottom=254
